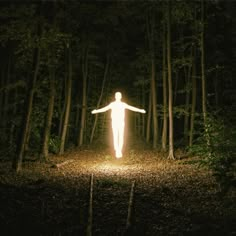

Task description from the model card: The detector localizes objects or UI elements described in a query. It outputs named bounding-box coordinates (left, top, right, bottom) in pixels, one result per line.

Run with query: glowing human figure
left=91, top=92, right=146, bottom=158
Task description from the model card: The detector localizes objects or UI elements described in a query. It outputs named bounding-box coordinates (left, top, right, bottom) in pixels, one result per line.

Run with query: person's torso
left=111, top=102, right=126, bottom=122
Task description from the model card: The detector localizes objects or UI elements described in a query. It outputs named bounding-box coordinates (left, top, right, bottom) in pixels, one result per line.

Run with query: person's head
left=115, top=92, right=122, bottom=101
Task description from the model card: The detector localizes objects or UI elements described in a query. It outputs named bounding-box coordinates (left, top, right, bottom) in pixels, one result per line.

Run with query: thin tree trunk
left=151, top=59, right=158, bottom=149
left=24, top=105, right=32, bottom=153
left=13, top=38, right=41, bottom=172
left=146, top=90, right=152, bottom=143
left=78, top=43, right=89, bottom=146
left=59, top=44, right=72, bottom=155
left=162, top=24, right=167, bottom=151
left=40, top=67, right=55, bottom=160
left=90, top=53, right=110, bottom=143
left=167, top=0, right=175, bottom=160
left=189, top=46, right=197, bottom=147
left=201, top=0, right=207, bottom=127
left=200, top=0, right=210, bottom=150
left=58, top=76, right=67, bottom=137
left=141, top=77, right=145, bottom=137
left=147, top=11, right=158, bottom=148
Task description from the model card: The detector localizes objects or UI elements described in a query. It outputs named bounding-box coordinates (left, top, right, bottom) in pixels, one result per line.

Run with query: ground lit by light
left=80, top=156, right=146, bottom=176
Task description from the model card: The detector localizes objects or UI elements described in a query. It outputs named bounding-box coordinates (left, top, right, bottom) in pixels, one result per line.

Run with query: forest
left=0, top=0, right=235, bottom=235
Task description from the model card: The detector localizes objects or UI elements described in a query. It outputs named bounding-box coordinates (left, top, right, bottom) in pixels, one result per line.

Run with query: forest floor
left=0, top=143, right=236, bottom=236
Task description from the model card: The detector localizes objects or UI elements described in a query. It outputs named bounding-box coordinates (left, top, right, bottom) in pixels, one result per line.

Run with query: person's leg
left=112, top=121, right=124, bottom=158
left=117, top=123, right=124, bottom=157
left=112, top=124, right=119, bottom=155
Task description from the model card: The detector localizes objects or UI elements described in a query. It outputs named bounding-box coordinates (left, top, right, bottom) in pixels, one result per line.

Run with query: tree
left=13, top=10, right=42, bottom=171
left=147, top=8, right=158, bottom=149
left=40, top=66, right=55, bottom=160
left=189, top=45, right=197, bottom=147
left=167, top=0, right=175, bottom=160
left=40, top=1, right=57, bottom=160
left=59, top=42, right=72, bottom=155
left=162, top=21, right=167, bottom=152
left=189, top=6, right=197, bottom=147
left=78, top=40, right=89, bottom=147
left=90, top=52, right=110, bottom=144
left=201, top=0, right=207, bottom=128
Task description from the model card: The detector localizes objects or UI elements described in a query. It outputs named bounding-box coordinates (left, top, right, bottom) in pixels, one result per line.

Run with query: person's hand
left=91, top=109, right=97, bottom=114
left=141, top=109, right=146, bottom=113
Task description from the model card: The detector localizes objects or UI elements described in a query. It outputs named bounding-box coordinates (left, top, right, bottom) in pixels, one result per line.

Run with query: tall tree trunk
left=141, top=77, right=146, bottom=137
left=201, top=0, right=207, bottom=127
left=40, top=67, right=55, bottom=160
left=90, top=53, right=110, bottom=143
left=151, top=58, right=158, bottom=149
left=200, top=0, right=210, bottom=149
left=167, top=0, right=175, bottom=160
left=58, top=76, right=67, bottom=137
left=146, top=90, right=152, bottom=143
left=13, top=36, right=41, bottom=172
left=59, top=44, right=72, bottom=155
left=78, top=43, right=89, bottom=146
left=162, top=24, right=167, bottom=152
left=147, top=10, right=158, bottom=148
left=189, top=46, right=197, bottom=147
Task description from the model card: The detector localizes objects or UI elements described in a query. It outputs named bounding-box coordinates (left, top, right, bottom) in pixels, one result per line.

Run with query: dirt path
left=0, top=149, right=235, bottom=235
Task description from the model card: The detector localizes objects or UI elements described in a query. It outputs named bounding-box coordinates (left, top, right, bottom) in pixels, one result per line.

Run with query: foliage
left=188, top=113, right=236, bottom=194
left=48, top=135, right=61, bottom=154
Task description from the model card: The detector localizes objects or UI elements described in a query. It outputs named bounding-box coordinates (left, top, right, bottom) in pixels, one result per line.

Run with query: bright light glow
left=92, top=92, right=146, bottom=158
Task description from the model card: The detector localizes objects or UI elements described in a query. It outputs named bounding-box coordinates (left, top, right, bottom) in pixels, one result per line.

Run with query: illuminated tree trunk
left=141, top=77, right=146, bottom=137
left=78, top=43, right=89, bottom=146
left=59, top=44, right=72, bottom=155
left=40, top=67, right=55, bottom=160
left=147, top=10, right=158, bottom=148
left=151, top=58, right=158, bottom=149
left=13, top=36, right=41, bottom=172
left=90, top=53, right=110, bottom=143
left=146, top=86, right=152, bottom=143
left=167, top=0, right=175, bottom=160
left=162, top=23, right=167, bottom=152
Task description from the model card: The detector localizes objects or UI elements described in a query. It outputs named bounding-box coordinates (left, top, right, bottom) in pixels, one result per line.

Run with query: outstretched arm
left=125, top=104, right=146, bottom=113
left=91, top=104, right=111, bottom=114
